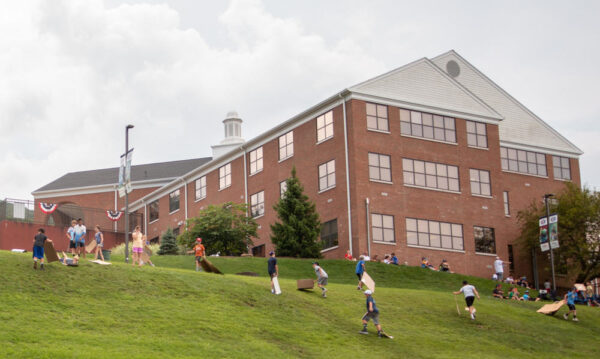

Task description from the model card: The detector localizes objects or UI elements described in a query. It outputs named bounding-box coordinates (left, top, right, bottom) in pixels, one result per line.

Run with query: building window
left=280, top=180, right=288, bottom=199
left=503, top=191, right=510, bottom=216
left=219, top=163, right=232, bottom=190
left=372, top=214, right=395, bottom=243
left=279, top=131, right=294, bottom=160
left=368, top=153, right=392, bottom=182
left=321, top=219, right=338, bottom=249
left=195, top=176, right=206, bottom=201
left=469, top=169, right=491, bottom=196
left=406, top=218, right=464, bottom=251
left=400, top=109, right=456, bottom=143
left=402, top=158, right=459, bottom=192
left=149, top=200, right=159, bottom=222
left=249, top=147, right=263, bottom=175
left=552, top=156, right=571, bottom=180
left=250, top=191, right=265, bottom=218
left=466, top=120, right=488, bottom=148
left=173, top=227, right=180, bottom=236
left=169, top=189, right=180, bottom=213
left=508, top=244, right=515, bottom=271
left=500, top=147, right=547, bottom=176
left=366, top=103, right=389, bottom=132
left=474, top=226, right=496, bottom=254
left=318, top=159, right=336, bottom=191
left=316, top=111, right=334, bottom=142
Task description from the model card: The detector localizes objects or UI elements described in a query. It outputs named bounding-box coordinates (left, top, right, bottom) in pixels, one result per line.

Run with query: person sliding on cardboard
left=187, top=238, right=205, bottom=272
left=454, top=280, right=480, bottom=320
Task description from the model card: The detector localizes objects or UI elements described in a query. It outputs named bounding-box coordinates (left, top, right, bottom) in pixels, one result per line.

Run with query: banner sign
left=106, top=210, right=123, bottom=221
left=118, top=149, right=133, bottom=198
left=539, top=217, right=549, bottom=252
left=549, top=214, right=559, bottom=249
left=39, top=203, right=58, bottom=214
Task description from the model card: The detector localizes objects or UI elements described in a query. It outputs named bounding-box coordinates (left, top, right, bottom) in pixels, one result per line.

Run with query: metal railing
left=0, top=198, right=35, bottom=222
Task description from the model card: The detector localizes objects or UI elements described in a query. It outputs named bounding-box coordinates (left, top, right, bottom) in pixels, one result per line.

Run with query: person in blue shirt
left=359, top=290, right=385, bottom=337
left=390, top=253, right=399, bottom=265
left=355, top=255, right=365, bottom=290
left=563, top=287, right=579, bottom=321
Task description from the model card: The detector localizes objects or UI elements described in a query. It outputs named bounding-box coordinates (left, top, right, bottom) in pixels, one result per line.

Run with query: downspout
left=114, top=186, right=118, bottom=232
left=242, top=145, right=249, bottom=254
left=180, top=177, right=188, bottom=221
left=143, top=200, right=147, bottom=235
left=365, top=198, right=371, bottom=258
left=340, top=92, right=353, bottom=256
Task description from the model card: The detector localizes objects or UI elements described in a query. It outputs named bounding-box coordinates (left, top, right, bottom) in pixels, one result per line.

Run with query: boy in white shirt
left=453, top=280, right=480, bottom=320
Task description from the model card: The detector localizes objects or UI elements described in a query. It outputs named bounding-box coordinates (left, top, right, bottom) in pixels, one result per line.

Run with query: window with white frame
left=318, top=159, right=336, bottom=191
left=406, top=218, right=464, bottom=251
left=219, top=163, right=232, bottom=190
left=149, top=200, right=159, bottom=222
left=474, top=226, right=496, bottom=254
left=503, top=191, right=510, bottom=216
left=466, top=120, right=488, bottom=148
left=400, top=109, right=456, bottom=143
left=368, top=153, right=392, bottom=182
left=249, top=147, right=263, bottom=175
left=372, top=213, right=395, bottom=243
left=366, top=103, right=389, bottom=132
left=321, top=219, right=338, bottom=249
left=169, top=189, right=180, bottom=213
left=195, top=176, right=206, bottom=201
left=250, top=191, right=264, bottom=218
left=280, top=180, right=288, bottom=199
left=552, top=156, right=571, bottom=180
left=316, top=111, right=334, bottom=142
left=469, top=169, right=491, bottom=196
left=500, top=147, right=547, bottom=176
left=279, top=131, right=294, bottom=160
left=402, top=158, right=459, bottom=192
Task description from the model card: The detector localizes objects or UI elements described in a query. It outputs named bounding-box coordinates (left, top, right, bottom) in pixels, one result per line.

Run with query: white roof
left=349, top=57, right=503, bottom=123
left=431, top=50, right=582, bottom=157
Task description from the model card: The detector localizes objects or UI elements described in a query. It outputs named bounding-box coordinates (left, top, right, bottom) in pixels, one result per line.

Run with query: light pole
left=544, top=193, right=557, bottom=292
left=124, top=124, right=134, bottom=263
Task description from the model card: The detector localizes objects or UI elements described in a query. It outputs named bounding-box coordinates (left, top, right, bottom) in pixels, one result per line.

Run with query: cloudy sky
left=1, top=0, right=599, bottom=200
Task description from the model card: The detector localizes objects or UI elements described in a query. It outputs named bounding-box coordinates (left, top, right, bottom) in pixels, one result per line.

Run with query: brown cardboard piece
left=141, top=251, right=151, bottom=263
left=537, top=300, right=565, bottom=315
left=85, top=240, right=97, bottom=253
left=574, top=283, right=586, bottom=292
left=361, top=272, right=375, bottom=292
left=200, top=258, right=223, bottom=274
left=297, top=279, right=315, bottom=290
left=143, top=245, right=152, bottom=256
left=44, top=241, right=59, bottom=263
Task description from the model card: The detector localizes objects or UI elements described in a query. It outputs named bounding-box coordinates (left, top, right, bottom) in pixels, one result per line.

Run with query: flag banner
left=39, top=203, right=58, bottom=214
left=548, top=214, right=559, bottom=249
left=106, top=210, right=123, bottom=221
left=539, top=217, right=549, bottom=252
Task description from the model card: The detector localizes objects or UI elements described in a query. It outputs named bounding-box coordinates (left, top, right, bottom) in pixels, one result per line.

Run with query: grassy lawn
left=1, top=251, right=598, bottom=358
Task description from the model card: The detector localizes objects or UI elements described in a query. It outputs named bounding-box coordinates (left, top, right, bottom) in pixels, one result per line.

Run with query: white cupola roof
left=211, top=110, right=246, bottom=158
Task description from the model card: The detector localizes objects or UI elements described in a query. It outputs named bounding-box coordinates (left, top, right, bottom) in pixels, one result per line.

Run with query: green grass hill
left=1, top=251, right=598, bottom=358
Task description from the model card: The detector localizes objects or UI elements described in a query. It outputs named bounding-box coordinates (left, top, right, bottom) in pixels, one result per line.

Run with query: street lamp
left=124, top=124, right=134, bottom=263
left=544, top=193, right=557, bottom=293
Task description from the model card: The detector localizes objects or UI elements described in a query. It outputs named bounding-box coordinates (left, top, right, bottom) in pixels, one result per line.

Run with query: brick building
left=34, top=51, right=582, bottom=280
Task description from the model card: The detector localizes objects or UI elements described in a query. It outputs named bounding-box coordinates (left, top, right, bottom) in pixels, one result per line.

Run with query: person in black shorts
left=268, top=251, right=278, bottom=294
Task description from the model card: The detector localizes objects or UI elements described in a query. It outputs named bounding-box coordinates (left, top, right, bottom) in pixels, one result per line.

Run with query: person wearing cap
left=268, top=251, right=278, bottom=293
left=312, top=262, right=328, bottom=298
left=359, top=290, right=384, bottom=337
left=187, top=238, right=205, bottom=272
left=356, top=255, right=366, bottom=290
left=453, top=280, right=480, bottom=320
left=521, top=290, right=530, bottom=301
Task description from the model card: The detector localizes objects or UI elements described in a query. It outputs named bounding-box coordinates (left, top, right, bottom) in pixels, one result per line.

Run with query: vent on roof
left=446, top=60, right=460, bottom=78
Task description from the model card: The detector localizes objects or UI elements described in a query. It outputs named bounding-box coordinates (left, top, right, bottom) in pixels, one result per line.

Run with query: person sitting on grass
left=383, top=255, right=391, bottom=264
left=439, top=259, right=450, bottom=272
left=508, top=287, right=520, bottom=300
left=359, top=290, right=386, bottom=337
left=421, top=257, right=436, bottom=270
left=344, top=250, right=353, bottom=261
left=390, top=253, right=399, bottom=265
left=492, top=284, right=504, bottom=299
left=564, top=286, right=579, bottom=322
left=58, top=252, right=79, bottom=266
left=32, top=228, right=52, bottom=270
left=521, top=290, right=530, bottom=301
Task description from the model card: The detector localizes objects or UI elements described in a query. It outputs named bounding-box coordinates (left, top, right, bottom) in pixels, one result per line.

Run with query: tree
left=517, top=182, right=600, bottom=282
left=157, top=228, right=179, bottom=255
left=271, top=167, right=322, bottom=258
left=179, top=202, right=257, bottom=256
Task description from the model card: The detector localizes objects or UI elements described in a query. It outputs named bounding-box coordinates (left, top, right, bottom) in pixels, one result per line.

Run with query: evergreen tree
left=271, top=167, right=322, bottom=258
left=158, top=228, right=179, bottom=255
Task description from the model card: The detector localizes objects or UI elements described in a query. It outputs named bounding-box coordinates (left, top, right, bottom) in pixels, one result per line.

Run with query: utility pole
left=544, top=193, right=556, bottom=292
left=124, top=124, right=134, bottom=263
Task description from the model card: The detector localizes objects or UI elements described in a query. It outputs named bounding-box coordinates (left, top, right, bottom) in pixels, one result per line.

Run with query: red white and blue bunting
left=39, top=203, right=58, bottom=214
left=106, top=210, right=123, bottom=221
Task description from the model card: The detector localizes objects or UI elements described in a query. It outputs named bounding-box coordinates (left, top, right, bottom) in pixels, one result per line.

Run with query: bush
left=158, top=228, right=179, bottom=255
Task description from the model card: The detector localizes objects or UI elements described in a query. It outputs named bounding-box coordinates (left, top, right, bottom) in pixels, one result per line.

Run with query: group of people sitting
left=492, top=284, right=541, bottom=301
left=344, top=250, right=401, bottom=266
left=421, top=257, right=452, bottom=272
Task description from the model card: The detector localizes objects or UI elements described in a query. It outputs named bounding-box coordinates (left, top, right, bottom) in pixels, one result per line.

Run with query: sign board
left=539, top=217, right=549, bottom=252
left=118, top=149, right=133, bottom=198
left=548, top=214, right=559, bottom=249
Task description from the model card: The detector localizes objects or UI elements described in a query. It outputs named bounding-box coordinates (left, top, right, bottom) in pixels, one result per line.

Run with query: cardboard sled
left=361, top=271, right=375, bottom=292
left=141, top=251, right=151, bottom=264
left=272, top=276, right=282, bottom=295
left=44, top=241, right=59, bottom=263
left=90, top=259, right=111, bottom=265
left=143, top=245, right=153, bottom=256
left=85, top=240, right=97, bottom=253
left=574, top=283, right=586, bottom=292
left=199, top=258, right=223, bottom=274
left=297, top=279, right=315, bottom=290
left=537, top=300, right=565, bottom=315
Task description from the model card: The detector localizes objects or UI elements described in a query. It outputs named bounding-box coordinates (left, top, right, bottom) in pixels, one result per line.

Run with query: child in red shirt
left=187, top=238, right=205, bottom=272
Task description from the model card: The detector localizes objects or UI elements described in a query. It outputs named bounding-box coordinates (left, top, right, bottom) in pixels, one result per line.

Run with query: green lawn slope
left=1, top=251, right=598, bottom=359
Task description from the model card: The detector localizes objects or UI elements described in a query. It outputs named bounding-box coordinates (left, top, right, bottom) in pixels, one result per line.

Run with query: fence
left=0, top=198, right=35, bottom=222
